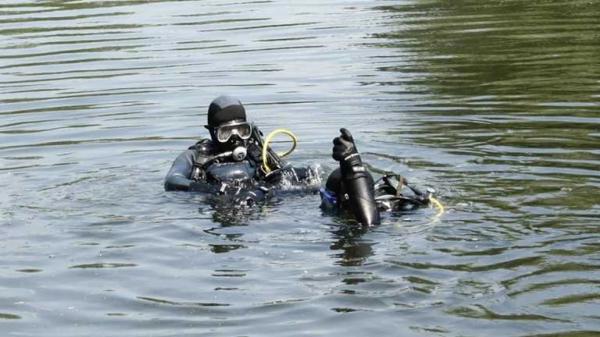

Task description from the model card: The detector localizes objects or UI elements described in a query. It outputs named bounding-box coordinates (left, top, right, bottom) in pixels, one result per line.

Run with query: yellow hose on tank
left=261, top=128, right=298, bottom=174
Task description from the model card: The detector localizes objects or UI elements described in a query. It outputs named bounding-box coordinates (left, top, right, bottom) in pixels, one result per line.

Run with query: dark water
left=1, top=1, right=599, bottom=336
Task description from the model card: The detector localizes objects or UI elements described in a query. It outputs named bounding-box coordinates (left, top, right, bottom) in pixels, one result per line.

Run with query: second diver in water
left=320, top=128, right=432, bottom=227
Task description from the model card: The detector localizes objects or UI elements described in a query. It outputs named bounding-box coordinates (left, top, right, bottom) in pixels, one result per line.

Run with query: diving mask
left=213, top=121, right=253, bottom=143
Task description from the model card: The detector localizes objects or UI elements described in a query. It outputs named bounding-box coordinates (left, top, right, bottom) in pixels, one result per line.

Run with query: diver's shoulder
left=188, top=138, right=216, bottom=154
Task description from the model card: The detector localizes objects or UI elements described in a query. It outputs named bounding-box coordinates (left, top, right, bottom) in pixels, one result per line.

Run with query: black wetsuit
left=165, top=138, right=316, bottom=206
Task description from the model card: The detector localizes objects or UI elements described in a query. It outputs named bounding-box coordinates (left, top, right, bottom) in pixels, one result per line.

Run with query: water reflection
left=329, top=224, right=373, bottom=267
left=203, top=216, right=249, bottom=253
left=204, top=199, right=264, bottom=226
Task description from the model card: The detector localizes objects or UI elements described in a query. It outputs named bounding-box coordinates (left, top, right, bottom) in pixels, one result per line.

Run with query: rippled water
left=2, top=1, right=599, bottom=336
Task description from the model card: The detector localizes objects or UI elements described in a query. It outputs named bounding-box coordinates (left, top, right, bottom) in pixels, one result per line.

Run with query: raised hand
left=332, top=128, right=362, bottom=167
left=332, top=128, right=355, bottom=161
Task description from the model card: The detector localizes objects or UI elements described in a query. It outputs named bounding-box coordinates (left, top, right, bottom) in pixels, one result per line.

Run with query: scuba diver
left=320, top=128, right=434, bottom=227
left=164, top=95, right=318, bottom=206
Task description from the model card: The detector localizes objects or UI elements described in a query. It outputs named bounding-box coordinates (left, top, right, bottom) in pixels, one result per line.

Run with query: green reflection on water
left=371, top=0, right=600, bottom=213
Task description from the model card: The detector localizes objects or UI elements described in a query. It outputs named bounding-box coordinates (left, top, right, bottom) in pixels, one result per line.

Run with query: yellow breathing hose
left=261, top=128, right=298, bottom=174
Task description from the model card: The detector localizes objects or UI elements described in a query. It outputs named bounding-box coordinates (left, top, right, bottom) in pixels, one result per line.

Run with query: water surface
left=1, top=1, right=599, bottom=336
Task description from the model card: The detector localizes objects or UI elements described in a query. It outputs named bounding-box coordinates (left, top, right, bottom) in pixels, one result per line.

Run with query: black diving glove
left=332, top=128, right=364, bottom=175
